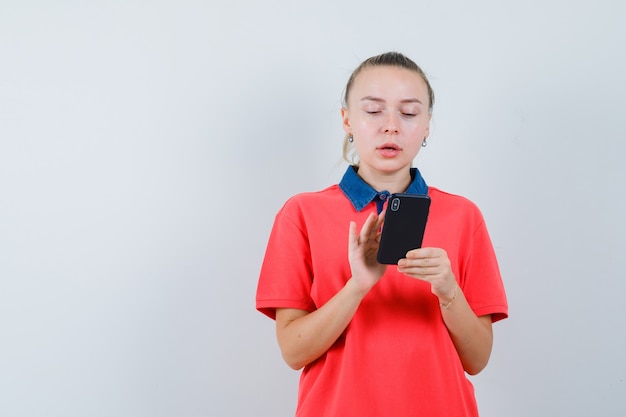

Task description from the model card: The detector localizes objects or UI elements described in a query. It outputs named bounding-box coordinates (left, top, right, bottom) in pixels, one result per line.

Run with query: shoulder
left=427, top=186, right=485, bottom=225
left=275, top=184, right=349, bottom=221
left=428, top=186, right=481, bottom=211
left=280, top=184, right=342, bottom=210
left=265, top=184, right=351, bottom=255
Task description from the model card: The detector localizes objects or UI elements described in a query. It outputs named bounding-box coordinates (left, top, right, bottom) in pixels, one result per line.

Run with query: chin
left=375, top=160, right=412, bottom=172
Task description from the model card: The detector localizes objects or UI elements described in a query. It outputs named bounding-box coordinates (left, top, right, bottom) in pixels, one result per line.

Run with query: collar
left=338, top=165, right=428, bottom=212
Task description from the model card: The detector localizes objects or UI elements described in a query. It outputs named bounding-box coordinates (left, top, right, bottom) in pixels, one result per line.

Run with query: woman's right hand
left=348, top=211, right=387, bottom=294
left=275, top=212, right=387, bottom=370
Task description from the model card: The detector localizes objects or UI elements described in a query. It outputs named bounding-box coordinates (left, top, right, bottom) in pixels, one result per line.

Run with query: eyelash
left=365, top=110, right=417, bottom=117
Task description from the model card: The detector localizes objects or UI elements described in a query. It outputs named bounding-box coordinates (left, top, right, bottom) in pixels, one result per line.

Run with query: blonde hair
left=341, top=52, right=435, bottom=165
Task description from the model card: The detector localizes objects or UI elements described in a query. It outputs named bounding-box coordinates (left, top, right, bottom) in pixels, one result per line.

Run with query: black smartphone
left=377, top=193, right=431, bottom=265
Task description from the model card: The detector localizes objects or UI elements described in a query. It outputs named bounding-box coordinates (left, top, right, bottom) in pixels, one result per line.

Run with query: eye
left=362, top=104, right=383, bottom=115
left=400, top=107, right=420, bottom=117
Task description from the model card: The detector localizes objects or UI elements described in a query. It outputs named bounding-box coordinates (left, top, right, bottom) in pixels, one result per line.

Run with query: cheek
left=353, top=118, right=377, bottom=133
left=404, top=118, right=429, bottom=133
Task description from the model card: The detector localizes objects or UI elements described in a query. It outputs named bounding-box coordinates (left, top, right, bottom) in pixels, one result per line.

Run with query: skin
left=275, top=66, right=493, bottom=375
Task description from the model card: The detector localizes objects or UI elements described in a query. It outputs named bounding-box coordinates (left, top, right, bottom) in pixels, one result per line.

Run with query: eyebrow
left=360, top=96, right=423, bottom=104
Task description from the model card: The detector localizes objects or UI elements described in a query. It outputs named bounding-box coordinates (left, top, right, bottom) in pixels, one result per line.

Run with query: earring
left=348, top=135, right=354, bottom=143
left=421, top=138, right=428, bottom=147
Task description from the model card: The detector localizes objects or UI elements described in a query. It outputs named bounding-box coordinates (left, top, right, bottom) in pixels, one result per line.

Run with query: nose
left=383, top=112, right=399, bottom=134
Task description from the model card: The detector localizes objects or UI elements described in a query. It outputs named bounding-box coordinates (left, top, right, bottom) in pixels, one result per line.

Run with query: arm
left=398, top=248, right=493, bottom=375
left=439, top=292, right=493, bottom=375
left=276, top=278, right=365, bottom=370
left=275, top=212, right=386, bottom=370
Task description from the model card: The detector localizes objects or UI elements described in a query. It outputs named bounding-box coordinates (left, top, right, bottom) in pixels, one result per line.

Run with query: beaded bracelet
left=440, top=284, right=458, bottom=309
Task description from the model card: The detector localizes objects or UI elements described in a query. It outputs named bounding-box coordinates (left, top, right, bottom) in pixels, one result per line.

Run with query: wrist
left=346, top=276, right=372, bottom=299
left=439, top=284, right=458, bottom=309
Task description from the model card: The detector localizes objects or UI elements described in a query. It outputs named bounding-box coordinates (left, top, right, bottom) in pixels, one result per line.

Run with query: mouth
left=377, top=143, right=401, bottom=151
left=377, top=143, right=402, bottom=158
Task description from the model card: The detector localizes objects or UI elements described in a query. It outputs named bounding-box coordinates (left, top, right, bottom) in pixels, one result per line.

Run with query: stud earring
left=348, top=135, right=354, bottom=143
left=421, top=138, right=428, bottom=147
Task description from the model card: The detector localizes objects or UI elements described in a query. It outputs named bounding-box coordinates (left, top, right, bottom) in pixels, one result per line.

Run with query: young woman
left=256, top=52, right=508, bottom=417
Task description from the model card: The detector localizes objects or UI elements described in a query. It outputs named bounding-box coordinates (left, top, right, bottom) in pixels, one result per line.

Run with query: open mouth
left=377, top=143, right=401, bottom=157
left=378, top=143, right=401, bottom=151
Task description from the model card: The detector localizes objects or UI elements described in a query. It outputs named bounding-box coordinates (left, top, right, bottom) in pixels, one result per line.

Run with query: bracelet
left=440, top=284, right=458, bottom=309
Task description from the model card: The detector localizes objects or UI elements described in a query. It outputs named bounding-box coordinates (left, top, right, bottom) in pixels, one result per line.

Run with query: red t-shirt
left=256, top=184, right=508, bottom=417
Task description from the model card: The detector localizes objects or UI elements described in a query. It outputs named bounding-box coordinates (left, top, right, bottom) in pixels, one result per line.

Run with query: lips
left=377, top=143, right=401, bottom=158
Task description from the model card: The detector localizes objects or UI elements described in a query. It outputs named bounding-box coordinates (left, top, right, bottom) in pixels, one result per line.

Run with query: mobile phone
left=377, top=193, right=431, bottom=265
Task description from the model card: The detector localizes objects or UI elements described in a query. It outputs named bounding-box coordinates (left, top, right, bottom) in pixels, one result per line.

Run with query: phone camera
left=391, top=198, right=400, bottom=212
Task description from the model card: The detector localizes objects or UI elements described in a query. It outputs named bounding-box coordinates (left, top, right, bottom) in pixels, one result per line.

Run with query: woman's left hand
left=398, top=246, right=494, bottom=375
left=397, top=247, right=456, bottom=303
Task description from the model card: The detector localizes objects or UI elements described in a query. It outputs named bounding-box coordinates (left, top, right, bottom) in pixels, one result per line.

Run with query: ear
left=341, top=107, right=351, bottom=135
left=424, top=113, right=431, bottom=139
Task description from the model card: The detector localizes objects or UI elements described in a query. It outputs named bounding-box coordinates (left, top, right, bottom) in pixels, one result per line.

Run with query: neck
left=356, top=165, right=412, bottom=194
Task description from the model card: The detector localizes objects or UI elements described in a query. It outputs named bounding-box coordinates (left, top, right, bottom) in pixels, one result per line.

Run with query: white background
left=1, top=1, right=625, bottom=416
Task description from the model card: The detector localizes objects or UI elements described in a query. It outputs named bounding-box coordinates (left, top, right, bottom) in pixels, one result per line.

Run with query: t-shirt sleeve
left=256, top=199, right=317, bottom=320
left=461, top=211, right=509, bottom=323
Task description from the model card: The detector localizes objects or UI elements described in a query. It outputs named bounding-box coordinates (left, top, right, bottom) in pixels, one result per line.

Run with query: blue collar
left=338, top=165, right=428, bottom=212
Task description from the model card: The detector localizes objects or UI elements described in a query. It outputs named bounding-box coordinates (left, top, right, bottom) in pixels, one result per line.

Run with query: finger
left=398, top=256, right=441, bottom=271
left=376, top=210, right=386, bottom=231
left=398, top=259, right=434, bottom=270
left=397, top=266, right=440, bottom=280
left=405, top=247, right=437, bottom=259
left=359, top=212, right=378, bottom=242
left=348, top=221, right=357, bottom=248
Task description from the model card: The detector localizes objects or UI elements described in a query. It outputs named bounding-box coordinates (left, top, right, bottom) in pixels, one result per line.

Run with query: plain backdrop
left=1, top=1, right=625, bottom=416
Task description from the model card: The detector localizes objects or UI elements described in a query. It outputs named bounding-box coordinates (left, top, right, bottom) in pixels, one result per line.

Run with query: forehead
left=349, top=66, right=429, bottom=103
